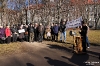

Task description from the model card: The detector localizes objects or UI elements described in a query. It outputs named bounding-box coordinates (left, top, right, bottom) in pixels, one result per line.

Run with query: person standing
left=5, top=25, right=11, bottom=44
left=24, top=25, right=29, bottom=42
left=34, top=23, right=38, bottom=42
left=38, top=23, right=44, bottom=42
left=18, top=25, right=25, bottom=42
left=45, top=25, right=51, bottom=40
left=53, top=23, right=59, bottom=42
left=11, top=25, right=18, bottom=42
left=86, top=24, right=90, bottom=48
left=0, top=26, right=5, bottom=44
left=28, top=23, right=34, bottom=42
left=50, top=23, right=54, bottom=41
left=59, top=20, right=66, bottom=42
left=79, top=21, right=88, bottom=53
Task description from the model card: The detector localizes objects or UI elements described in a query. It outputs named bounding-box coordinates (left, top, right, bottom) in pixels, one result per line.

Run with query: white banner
left=66, top=17, right=82, bottom=29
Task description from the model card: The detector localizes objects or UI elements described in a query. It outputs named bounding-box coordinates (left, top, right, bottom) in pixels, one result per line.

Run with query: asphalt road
left=0, top=41, right=100, bottom=66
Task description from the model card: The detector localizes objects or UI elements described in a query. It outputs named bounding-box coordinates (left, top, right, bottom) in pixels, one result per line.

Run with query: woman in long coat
left=5, top=25, right=11, bottom=44
left=0, top=26, right=5, bottom=44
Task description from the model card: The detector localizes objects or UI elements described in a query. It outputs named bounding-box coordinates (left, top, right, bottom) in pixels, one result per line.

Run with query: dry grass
left=88, top=30, right=100, bottom=45
left=66, top=30, right=100, bottom=45
left=0, top=42, right=25, bottom=56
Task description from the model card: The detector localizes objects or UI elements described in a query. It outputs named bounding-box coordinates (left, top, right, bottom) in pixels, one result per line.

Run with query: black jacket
left=80, top=26, right=88, bottom=36
left=60, top=24, right=66, bottom=32
left=28, top=26, right=34, bottom=33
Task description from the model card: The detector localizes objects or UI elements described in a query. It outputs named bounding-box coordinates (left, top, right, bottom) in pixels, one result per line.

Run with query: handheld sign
left=18, top=29, right=25, bottom=33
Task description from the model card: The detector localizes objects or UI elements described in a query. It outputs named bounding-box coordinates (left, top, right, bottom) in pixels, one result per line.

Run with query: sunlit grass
left=0, top=42, right=24, bottom=56
left=88, top=30, right=100, bottom=45
left=66, top=30, right=100, bottom=45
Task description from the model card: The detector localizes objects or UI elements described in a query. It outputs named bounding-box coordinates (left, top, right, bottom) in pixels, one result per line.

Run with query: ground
left=0, top=41, right=100, bottom=66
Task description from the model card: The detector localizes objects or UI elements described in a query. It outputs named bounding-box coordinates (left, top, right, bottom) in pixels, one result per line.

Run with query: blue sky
left=7, top=0, right=42, bottom=10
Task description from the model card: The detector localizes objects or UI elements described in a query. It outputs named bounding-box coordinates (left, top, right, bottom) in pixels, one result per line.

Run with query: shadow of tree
left=90, top=43, right=100, bottom=46
left=87, top=50, right=100, bottom=56
left=57, top=41, right=72, bottom=44
left=44, top=57, right=74, bottom=66
left=87, top=50, right=100, bottom=61
left=47, top=44, right=73, bottom=53
left=61, top=53, right=90, bottom=66
left=47, top=44, right=100, bottom=66
left=26, top=63, right=34, bottom=66
left=47, top=44, right=100, bottom=59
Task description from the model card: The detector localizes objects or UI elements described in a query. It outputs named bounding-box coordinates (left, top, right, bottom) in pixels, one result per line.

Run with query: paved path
left=0, top=41, right=100, bottom=66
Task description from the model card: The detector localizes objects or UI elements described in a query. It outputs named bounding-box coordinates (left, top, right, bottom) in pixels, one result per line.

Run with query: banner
left=66, top=17, right=82, bottom=29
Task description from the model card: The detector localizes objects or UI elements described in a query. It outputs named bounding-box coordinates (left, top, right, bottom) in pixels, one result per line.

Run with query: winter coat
left=0, top=28, right=5, bottom=38
left=5, top=28, right=11, bottom=37
left=53, top=25, right=59, bottom=34
left=60, top=24, right=66, bottom=32
left=80, top=26, right=88, bottom=36
left=38, top=25, right=44, bottom=33
left=45, top=26, right=51, bottom=33
left=50, top=26, right=54, bottom=34
left=11, top=27, right=18, bottom=33
left=18, top=27, right=25, bottom=39
left=28, top=26, right=34, bottom=33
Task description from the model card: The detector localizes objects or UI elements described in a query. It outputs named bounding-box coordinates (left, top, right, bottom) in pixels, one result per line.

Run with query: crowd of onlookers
left=0, top=20, right=67, bottom=44
left=0, top=19, right=99, bottom=59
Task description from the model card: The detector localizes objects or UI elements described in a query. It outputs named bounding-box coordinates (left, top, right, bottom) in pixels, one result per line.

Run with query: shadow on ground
left=57, top=41, right=72, bottom=44
left=26, top=63, right=34, bottom=66
left=87, top=50, right=100, bottom=56
left=47, top=44, right=100, bottom=66
left=90, top=43, right=100, bottom=46
left=44, top=57, right=74, bottom=66
left=61, top=54, right=91, bottom=66
left=47, top=44, right=73, bottom=53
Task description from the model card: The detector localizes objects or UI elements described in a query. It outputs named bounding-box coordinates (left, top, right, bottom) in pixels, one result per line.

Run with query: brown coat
left=46, top=28, right=51, bottom=33
left=38, top=25, right=44, bottom=33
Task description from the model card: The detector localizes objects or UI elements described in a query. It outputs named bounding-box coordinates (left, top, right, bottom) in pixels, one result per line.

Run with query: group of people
left=45, top=21, right=66, bottom=42
left=1, top=19, right=98, bottom=57
left=0, top=23, right=44, bottom=44
left=0, top=19, right=91, bottom=53
left=0, top=19, right=100, bottom=59
left=0, top=19, right=67, bottom=44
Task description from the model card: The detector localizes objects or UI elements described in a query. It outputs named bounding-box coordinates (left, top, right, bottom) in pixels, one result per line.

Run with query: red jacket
left=5, top=28, right=11, bottom=37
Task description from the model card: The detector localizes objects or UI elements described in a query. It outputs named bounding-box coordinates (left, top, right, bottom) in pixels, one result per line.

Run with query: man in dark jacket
left=79, top=21, right=88, bottom=53
left=11, top=25, right=18, bottom=42
left=60, top=21, right=66, bottom=42
left=38, top=23, right=44, bottom=42
left=53, top=23, right=59, bottom=41
left=50, top=23, right=54, bottom=41
left=28, top=23, right=34, bottom=42
left=34, top=23, right=38, bottom=41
